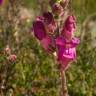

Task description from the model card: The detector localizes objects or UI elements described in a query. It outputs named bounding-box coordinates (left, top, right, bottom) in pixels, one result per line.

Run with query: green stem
left=60, top=70, right=68, bottom=96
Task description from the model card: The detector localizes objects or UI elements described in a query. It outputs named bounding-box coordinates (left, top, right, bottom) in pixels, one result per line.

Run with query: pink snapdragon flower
left=55, top=15, right=80, bottom=70
left=33, top=12, right=57, bottom=52
left=56, top=36, right=79, bottom=70
left=33, top=12, right=57, bottom=39
left=56, top=36, right=77, bottom=61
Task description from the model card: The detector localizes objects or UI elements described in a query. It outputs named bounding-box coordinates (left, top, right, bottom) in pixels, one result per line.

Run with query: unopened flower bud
left=4, top=46, right=11, bottom=55
left=52, top=3, right=63, bottom=15
left=8, top=54, right=17, bottom=62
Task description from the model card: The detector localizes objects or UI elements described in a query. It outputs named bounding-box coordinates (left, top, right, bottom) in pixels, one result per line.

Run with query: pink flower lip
left=57, top=47, right=77, bottom=70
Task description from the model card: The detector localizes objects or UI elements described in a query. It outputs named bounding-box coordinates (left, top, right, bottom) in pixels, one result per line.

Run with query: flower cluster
left=33, top=12, right=57, bottom=52
left=4, top=46, right=17, bottom=62
left=33, top=0, right=80, bottom=70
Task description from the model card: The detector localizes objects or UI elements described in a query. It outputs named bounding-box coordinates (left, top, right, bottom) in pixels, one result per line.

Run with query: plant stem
left=60, top=70, right=68, bottom=96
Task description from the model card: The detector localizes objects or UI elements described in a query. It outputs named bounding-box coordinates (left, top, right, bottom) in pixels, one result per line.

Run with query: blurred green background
left=0, top=0, right=96, bottom=96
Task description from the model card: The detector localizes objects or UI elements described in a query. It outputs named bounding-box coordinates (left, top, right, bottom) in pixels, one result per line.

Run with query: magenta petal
left=55, top=37, right=65, bottom=46
left=47, top=20, right=57, bottom=33
left=33, top=21, right=46, bottom=40
left=36, top=16, right=44, bottom=22
left=61, top=15, right=76, bottom=39
left=67, top=15, right=76, bottom=23
left=40, top=36, right=51, bottom=51
left=72, top=38, right=80, bottom=47
left=43, top=12, right=54, bottom=24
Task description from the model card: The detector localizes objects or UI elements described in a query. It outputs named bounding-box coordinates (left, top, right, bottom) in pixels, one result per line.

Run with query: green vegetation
left=0, top=0, right=96, bottom=95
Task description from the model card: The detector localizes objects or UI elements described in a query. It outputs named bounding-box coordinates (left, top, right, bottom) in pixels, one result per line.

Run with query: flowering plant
left=33, top=0, right=80, bottom=71
left=33, top=0, right=80, bottom=95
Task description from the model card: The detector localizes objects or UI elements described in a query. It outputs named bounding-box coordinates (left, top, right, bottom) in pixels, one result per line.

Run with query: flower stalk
left=60, top=70, right=68, bottom=96
left=32, top=0, right=80, bottom=96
